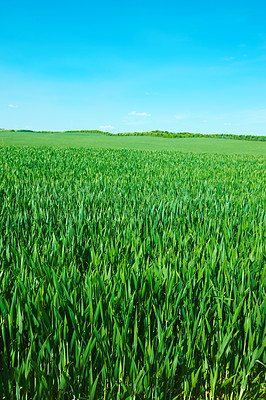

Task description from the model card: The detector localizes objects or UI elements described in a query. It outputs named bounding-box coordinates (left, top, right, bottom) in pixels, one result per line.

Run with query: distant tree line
left=1, top=129, right=34, bottom=132
left=115, top=130, right=266, bottom=141
left=1, top=129, right=265, bottom=141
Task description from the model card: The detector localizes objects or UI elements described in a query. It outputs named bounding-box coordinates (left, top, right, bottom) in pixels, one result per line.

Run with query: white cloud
left=224, top=122, right=232, bottom=126
left=8, top=104, right=18, bottom=108
left=129, top=111, right=151, bottom=117
left=100, top=125, right=115, bottom=130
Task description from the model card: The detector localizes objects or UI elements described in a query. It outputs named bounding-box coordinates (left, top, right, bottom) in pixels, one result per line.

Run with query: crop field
left=1, top=130, right=266, bottom=156
left=0, top=145, right=265, bottom=399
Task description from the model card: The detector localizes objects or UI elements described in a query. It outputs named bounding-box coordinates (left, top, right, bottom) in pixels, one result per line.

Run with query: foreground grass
left=0, top=147, right=265, bottom=399
left=1, top=131, right=266, bottom=156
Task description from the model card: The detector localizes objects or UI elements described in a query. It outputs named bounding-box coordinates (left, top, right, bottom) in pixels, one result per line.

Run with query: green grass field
left=0, top=136, right=265, bottom=399
left=1, top=130, right=266, bottom=156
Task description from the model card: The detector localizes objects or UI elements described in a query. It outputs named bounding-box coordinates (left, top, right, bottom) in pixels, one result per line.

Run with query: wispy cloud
left=145, top=92, right=158, bottom=96
left=240, top=108, right=266, bottom=123
left=8, top=104, right=18, bottom=108
left=224, top=122, right=232, bottom=126
left=174, top=114, right=187, bottom=120
left=220, top=57, right=235, bottom=61
left=100, top=125, right=115, bottom=130
left=129, top=111, right=151, bottom=117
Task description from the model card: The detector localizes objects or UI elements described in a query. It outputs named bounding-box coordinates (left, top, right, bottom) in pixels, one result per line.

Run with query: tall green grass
left=0, top=147, right=265, bottom=399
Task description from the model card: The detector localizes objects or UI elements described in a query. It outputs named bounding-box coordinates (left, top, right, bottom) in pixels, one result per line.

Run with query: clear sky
left=1, top=0, right=266, bottom=134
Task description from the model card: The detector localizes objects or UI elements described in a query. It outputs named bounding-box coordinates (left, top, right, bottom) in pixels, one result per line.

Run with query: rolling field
left=0, top=143, right=265, bottom=399
left=0, top=130, right=266, bottom=156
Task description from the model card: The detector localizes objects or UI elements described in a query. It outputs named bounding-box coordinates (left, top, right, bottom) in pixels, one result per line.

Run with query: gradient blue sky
left=1, top=0, right=266, bottom=134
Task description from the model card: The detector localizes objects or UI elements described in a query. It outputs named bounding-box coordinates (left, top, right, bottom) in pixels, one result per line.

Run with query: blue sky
left=1, top=0, right=266, bottom=134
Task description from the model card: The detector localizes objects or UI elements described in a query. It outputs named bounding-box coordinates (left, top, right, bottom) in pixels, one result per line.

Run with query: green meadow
left=0, top=130, right=266, bottom=156
left=0, top=134, right=265, bottom=399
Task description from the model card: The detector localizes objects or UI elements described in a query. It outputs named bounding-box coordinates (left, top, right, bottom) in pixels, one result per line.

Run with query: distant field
left=1, top=130, right=266, bottom=156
